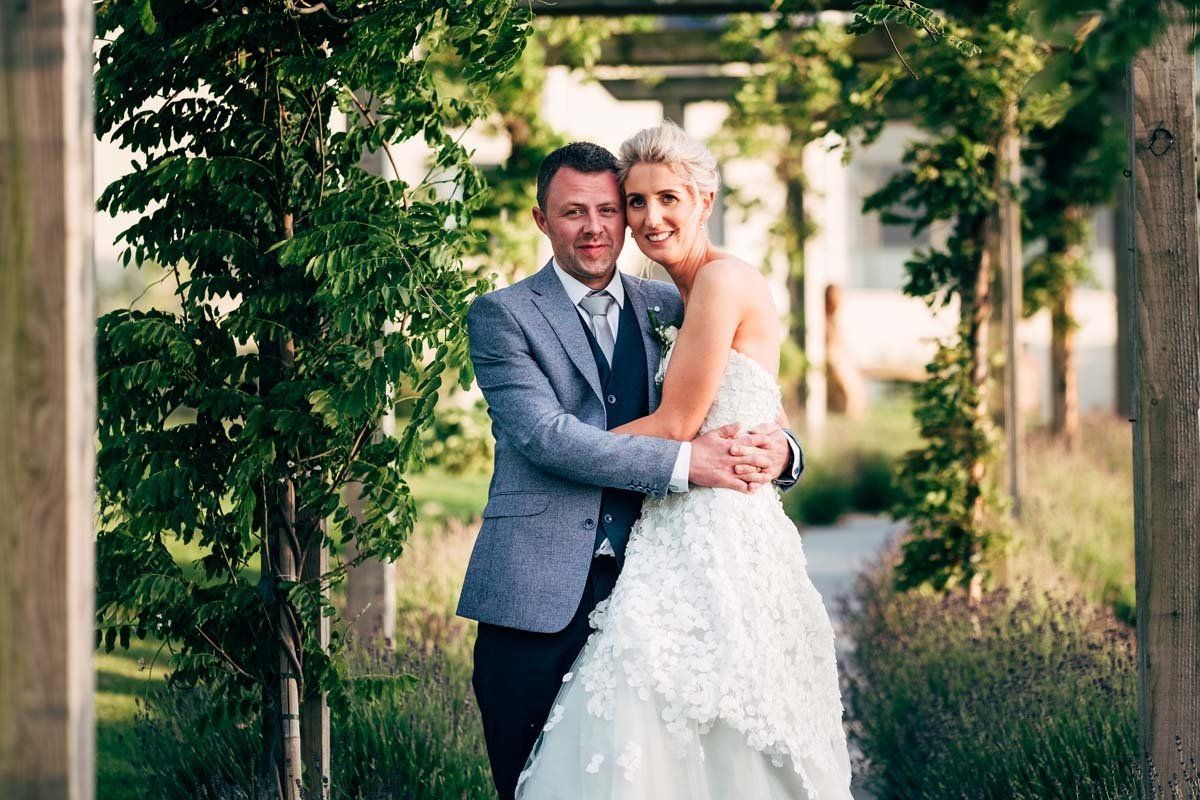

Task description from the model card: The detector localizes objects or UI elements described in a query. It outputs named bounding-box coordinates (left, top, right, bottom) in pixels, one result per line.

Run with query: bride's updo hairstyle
left=617, top=121, right=720, bottom=198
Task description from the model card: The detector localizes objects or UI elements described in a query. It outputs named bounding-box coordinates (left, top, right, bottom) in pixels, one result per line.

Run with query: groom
left=459, top=141, right=804, bottom=799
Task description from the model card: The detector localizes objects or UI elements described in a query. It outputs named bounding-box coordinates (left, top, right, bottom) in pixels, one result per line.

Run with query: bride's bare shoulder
left=694, top=257, right=774, bottom=304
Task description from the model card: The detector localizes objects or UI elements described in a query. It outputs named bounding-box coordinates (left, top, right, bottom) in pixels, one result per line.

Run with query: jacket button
left=584, top=518, right=595, bottom=529
left=604, top=513, right=614, bottom=524
left=607, top=394, right=617, bottom=404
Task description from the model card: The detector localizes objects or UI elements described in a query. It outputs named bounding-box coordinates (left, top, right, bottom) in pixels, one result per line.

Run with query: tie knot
left=579, top=291, right=615, bottom=317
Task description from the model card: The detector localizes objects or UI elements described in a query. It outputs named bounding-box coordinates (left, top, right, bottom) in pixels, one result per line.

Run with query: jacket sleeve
left=467, top=292, right=681, bottom=495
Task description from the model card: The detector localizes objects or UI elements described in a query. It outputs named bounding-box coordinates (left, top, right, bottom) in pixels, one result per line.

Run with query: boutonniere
left=648, top=306, right=681, bottom=387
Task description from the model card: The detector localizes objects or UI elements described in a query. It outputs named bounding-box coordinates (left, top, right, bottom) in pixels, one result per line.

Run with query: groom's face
left=532, top=167, right=625, bottom=289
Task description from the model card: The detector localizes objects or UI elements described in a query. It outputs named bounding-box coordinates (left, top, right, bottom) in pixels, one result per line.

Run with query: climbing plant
left=849, top=0, right=1054, bottom=594
left=93, top=1, right=529, bottom=795
left=853, top=0, right=1200, bottom=593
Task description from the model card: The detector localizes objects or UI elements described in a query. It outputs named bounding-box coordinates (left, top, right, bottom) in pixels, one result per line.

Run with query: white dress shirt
left=551, top=260, right=694, bottom=498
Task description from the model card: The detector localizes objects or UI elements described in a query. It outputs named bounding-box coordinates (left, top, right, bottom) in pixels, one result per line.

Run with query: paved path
left=799, top=514, right=905, bottom=800
left=800, top=514, right=902, bottom=626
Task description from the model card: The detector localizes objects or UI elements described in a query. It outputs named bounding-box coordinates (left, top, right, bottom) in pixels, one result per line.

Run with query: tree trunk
left=963, top=211, right=993, bottom=605
left=300, top=512, right=330, bottom=799
left=783, top=169, right=807, bottom=413
left=261, top=204, right=304, bottom=800
left=0, top=1, right=96, bottom=797
left=1129, top=7, right=1200, bottom=795
left=1049, top=290, right=1080, bottom=450
left=1045, top=206, right=1085, bottom=450
left=997, top=101, right=1023, bottom=519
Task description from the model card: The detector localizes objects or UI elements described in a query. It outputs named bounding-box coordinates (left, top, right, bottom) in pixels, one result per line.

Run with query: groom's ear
left=532, top=207, right=549, bottom=235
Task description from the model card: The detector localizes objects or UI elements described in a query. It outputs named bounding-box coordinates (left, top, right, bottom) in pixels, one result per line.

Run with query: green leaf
left=137, top=0, right=157, bottom=36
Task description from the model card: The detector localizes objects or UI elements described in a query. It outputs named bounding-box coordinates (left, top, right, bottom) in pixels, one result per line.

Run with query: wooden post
left=1128, top=8, right=1200, bottom=793
left=342, top=139, right=397, bottom=651
left=1115, top=175, right=1136, bottom=420
left=0, top=0, right=96, bottom=798
left=342, top=480, right=396, bottom=647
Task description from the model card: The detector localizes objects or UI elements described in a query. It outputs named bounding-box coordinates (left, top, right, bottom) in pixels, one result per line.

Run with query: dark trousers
left=471, top=555, right=619, bottom=800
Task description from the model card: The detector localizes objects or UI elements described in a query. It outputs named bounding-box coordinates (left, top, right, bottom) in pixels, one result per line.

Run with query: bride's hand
left=729, top=422, right=790, bottom=488
left=688, top=424, right=767, bottom=493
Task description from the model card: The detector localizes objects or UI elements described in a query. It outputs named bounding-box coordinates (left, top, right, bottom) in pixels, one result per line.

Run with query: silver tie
left=579, top=290, right=616, bottom=366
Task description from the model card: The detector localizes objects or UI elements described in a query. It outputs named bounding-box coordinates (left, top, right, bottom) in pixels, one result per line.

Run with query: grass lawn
left=96, top=468, right=489, bottom=800
left=96, top=638, right=168, bottom=800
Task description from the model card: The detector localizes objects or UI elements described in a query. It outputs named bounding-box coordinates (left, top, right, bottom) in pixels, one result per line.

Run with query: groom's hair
left=536, top=142, right=619, bottom=211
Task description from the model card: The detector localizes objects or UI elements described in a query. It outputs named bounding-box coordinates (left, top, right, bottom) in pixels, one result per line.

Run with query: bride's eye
left=627, top=196, right=644, bottom=208
left=662, top=193, right=677, bottom=204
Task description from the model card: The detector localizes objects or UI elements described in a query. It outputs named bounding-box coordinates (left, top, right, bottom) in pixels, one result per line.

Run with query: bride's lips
left=642, top=230, right=675, bottom=245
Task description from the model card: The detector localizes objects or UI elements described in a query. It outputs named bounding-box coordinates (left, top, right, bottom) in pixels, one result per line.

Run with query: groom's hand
left=728, top=422, right=791, bottom=487
left=688, top=424, right=772, bottom=493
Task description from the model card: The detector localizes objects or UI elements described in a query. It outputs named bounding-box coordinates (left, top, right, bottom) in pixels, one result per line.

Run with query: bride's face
left=623, top=162, right=714, bottom=267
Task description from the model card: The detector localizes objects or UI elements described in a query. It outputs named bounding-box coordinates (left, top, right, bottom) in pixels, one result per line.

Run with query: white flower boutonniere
left=648, top=306, right=681, bottom=388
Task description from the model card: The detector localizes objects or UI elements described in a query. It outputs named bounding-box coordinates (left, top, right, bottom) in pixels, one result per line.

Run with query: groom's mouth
left=577, top=243, right=609, bottom=257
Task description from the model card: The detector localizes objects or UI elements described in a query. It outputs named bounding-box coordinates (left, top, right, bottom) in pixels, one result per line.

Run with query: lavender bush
left=840, top=561, right=1200, bottom=799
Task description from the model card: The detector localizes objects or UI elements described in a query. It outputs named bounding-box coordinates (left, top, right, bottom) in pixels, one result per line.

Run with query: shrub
left=131, top=641, right=491, bottom=800
left=784, top=450, right=899, bottom=526
left=849, top=450, right=899, bottom=513
left=838, top=557, right=1194, bottom=799
left=786, top=462, right=853, bottom=525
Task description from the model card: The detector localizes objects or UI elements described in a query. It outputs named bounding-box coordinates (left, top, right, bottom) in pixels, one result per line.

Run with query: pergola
left=1, top=2, right=1196, bottom=799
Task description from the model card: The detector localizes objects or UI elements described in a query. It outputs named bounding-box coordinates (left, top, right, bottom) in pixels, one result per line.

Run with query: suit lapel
left=622, top=274, right=663, bottom=411
left=529, top=262, right=604, bottom=404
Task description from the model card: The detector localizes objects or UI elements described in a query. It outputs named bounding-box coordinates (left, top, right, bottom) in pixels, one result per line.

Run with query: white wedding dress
left=515, top=349, right=854, bottom=800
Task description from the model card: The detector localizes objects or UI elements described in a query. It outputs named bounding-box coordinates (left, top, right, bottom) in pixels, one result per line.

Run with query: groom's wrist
left=772, top=429, right=804, bottom=489
left=668, top=441, right=691, bottom=493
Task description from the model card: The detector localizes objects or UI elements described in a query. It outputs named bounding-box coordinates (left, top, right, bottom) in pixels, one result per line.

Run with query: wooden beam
left=1129, top=6, right=1200, bottom=794
left=0, top=1, right=96, bottom=798
left=529, top=0, right=856, bottom=16
left=599, top=76, right=743, bottom=103
left=599, top=75, right=914, bottom=118
left=553, top=26, right=904, bottom=68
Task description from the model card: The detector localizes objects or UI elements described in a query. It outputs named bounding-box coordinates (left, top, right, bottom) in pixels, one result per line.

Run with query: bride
left=514, top=123, right=854, bottom=799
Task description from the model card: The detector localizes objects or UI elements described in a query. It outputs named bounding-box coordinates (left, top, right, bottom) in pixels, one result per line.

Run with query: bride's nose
left=644, top=201, right=663, bottom=228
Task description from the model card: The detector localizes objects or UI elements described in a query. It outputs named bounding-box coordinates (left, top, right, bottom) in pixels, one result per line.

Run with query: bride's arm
left=612, top=264, right=744, bottom=442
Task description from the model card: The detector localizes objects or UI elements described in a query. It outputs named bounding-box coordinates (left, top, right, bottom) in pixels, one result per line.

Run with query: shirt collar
left=551, top=259, right=625, bottom=310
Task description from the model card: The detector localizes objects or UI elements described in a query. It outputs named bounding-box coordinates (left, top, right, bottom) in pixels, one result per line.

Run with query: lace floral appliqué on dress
left=515, top=350, right=853, bottom=800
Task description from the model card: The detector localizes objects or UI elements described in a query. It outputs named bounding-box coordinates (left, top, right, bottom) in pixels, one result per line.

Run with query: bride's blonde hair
left=616, top=121, right=720, bottom=197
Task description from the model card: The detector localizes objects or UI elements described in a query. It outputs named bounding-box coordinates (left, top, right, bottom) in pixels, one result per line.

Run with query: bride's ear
left=700, top=190, right=716, bottom=223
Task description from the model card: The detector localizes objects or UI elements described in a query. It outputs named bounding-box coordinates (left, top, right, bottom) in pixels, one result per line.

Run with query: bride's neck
left=666, top=241, right=719, bottom=305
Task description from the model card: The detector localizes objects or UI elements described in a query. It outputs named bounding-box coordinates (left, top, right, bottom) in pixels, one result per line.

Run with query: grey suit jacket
left=457, top=262, right=685, bottom=634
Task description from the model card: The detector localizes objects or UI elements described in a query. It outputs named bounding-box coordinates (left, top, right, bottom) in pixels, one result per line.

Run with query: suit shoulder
left=473, top=271, right=540, bottom=306
left=469, top=273, right=541, bottom=322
